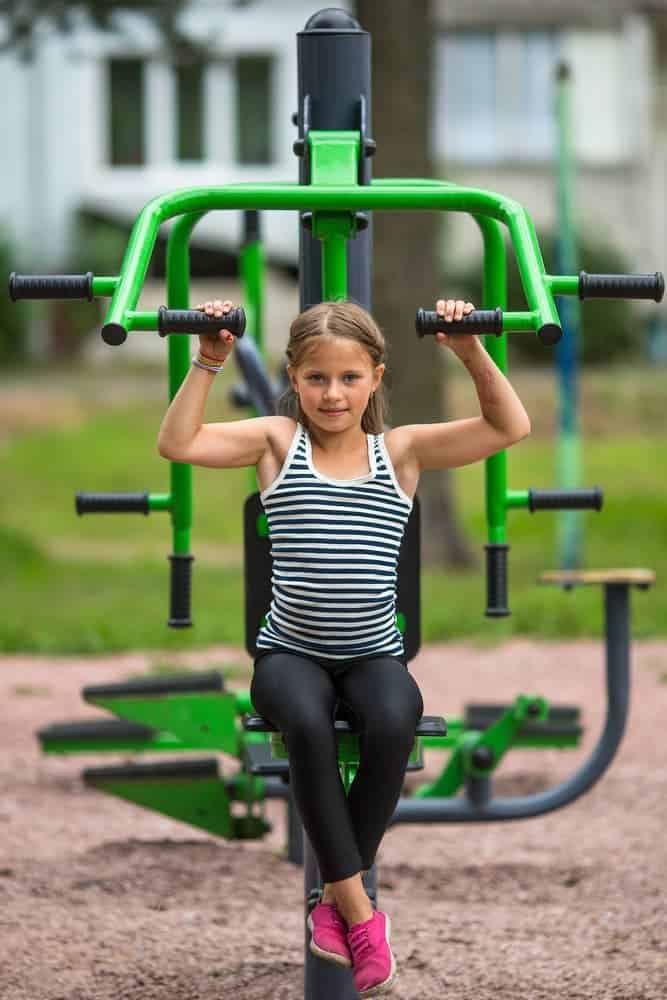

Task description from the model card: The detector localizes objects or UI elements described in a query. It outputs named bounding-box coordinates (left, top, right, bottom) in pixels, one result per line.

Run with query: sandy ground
left=0, top=639, right=665, bottom=1000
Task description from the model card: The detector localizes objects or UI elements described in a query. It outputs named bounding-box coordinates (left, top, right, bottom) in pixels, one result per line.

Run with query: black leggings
left=250, top=646, right=424, bottom=884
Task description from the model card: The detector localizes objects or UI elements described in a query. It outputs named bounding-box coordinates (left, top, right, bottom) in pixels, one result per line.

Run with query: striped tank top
left=255, top=421, right=413, bottom=661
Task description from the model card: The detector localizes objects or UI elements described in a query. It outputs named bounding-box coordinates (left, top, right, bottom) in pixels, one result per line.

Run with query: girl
left=158, top=297, right=530, bottom=997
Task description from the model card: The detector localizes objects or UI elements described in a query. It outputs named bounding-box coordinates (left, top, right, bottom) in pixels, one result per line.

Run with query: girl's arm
left=157, top=364, right=274, bottom=469
left=157, top=298, right=273, bottom=469
left=404, top=298, right=531, bottom=471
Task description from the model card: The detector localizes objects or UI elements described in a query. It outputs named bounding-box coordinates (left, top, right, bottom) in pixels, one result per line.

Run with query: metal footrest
left=465, top=703, right=582, bottom=742
left=82, top=669, right=224, bottom=702
left=38, top=718, right=157, bottom=753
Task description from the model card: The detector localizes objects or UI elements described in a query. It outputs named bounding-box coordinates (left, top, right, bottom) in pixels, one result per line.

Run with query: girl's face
left=288, top=336, right=384, bottom=432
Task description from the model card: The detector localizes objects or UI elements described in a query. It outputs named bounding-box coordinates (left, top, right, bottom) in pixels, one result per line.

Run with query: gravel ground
left=0, top=639, right=665, bottom=1000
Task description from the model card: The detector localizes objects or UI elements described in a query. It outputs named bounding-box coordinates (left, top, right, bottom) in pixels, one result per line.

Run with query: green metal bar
left=102, top=180, right=562, bottom=340
left=165, top=211, right=206, bottom=553
left=92, top=276, right=119, bottom=296
left=506, top=490, right=530, bottom=509
left=126, top=311, right=158, bottom=330
left=546, top=274, right=579, bottom=296
left=239, top=231, right=265, bottom=355
left=309, top=131, right=358, bottom=300
left=148, top=493, right=171, bottom=512
left=503, top=311, right=540, bottom=331
left=124, top=306, right=539, bottom=336
left=239, top=214, right=265, bottom=497
left=555, top=63, right=583, bottom=571
left=475, top=215, right=509, bottom=546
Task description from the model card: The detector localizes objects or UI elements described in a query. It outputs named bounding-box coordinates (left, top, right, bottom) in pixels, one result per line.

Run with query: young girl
left=158, top=297, right=530, bottom=997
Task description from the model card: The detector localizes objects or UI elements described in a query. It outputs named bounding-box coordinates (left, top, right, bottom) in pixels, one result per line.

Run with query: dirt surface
left=1, top=639, right=665, bottom=1000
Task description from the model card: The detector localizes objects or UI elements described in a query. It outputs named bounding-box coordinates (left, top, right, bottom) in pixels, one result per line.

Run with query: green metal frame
left=90, top=130, right=585, bottom=566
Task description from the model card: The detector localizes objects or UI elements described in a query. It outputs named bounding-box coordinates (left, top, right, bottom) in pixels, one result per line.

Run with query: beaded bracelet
left=192, top=354, right=225, bottom=374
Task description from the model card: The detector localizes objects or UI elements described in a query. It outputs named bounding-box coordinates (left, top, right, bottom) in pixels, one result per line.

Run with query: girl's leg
left=336, top=655, right=424, bottom=874
left=250, top=650, right=364, bottom=884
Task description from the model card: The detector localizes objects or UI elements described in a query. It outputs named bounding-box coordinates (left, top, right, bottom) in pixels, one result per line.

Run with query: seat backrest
left=243, top=492, right=421, bottom=662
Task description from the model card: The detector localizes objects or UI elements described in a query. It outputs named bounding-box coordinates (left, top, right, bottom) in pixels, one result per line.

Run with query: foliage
left=0, top=2, right=206, bottom=62
left=446, top=229, right=640, bottom=365
left=1, top=370, right=665, bottom=652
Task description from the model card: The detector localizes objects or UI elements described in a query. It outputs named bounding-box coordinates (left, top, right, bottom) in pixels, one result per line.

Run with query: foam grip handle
left=75, top=492, right=150, bottom=514
left=528, top=488, right=603, bottom=512
left=168, top=554, right=193, bottom=628
left=578, top=272, right=665, bottom=301
left=157, top=306, right=246, bottom=338
left=485, top=544, right=510, bottom=618
left=9, top=271, right=94, bottom=301
left=416, top=307, right=503, bottom=338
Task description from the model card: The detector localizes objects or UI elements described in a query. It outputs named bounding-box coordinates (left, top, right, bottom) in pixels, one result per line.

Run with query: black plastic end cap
left=655, top=272, right=665, bottom=302
left=101, top=322, right=127, bottom=346
left=471, top=745, right=495, bottom=769
left=304, top=9, right=361, bottom=30
left=8, top=272, right=17, bottom=301
left=537, top=322, right=562, bottom=346
left=167, top=616, right=193, bottom=628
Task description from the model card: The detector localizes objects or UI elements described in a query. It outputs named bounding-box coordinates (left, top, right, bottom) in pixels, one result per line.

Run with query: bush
left=446, top=229, right=639, bottom=365
left=0, top=232, right=29, bottom=367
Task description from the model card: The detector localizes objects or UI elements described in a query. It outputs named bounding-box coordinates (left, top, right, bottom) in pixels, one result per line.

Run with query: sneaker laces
left=348, top=923, right=372, bottom=960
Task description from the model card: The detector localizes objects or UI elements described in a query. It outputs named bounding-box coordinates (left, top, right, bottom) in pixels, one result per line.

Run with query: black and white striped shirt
left=255, top=421, right=413, bottom=661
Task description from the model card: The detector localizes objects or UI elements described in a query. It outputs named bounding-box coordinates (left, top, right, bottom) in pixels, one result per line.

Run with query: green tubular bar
left=476, top=215, right=509, bottom=547
left=102, top=184, right=561, bottom=342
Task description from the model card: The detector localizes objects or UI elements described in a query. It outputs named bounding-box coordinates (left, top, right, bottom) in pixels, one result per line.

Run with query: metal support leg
left=287, top=784, right=304, bottom=865
left=303, top=830, right=360, bottom=999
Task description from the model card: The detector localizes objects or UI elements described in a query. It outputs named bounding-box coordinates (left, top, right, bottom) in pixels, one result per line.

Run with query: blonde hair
left=277, top=300, right=389, bottom=434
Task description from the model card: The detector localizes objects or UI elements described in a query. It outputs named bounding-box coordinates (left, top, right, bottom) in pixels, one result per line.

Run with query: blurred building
left=432, top=0, right=666, bottom=276
left=0, top=0, right=664, bottom=280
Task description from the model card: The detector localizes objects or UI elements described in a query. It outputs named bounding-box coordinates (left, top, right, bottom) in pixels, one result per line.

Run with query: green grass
left=1, top=364, right=664, bottom=653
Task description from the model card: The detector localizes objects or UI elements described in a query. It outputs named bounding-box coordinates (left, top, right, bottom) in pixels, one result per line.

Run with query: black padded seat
left=244, top=713, right=447, bottom=739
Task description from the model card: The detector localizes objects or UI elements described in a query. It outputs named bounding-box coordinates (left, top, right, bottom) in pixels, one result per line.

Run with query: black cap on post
left=296, top=8, right=373, bottom=311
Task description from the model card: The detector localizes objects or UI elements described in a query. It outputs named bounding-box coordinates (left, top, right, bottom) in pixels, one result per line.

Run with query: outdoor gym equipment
left=11, top=9, right=662, bottom=1000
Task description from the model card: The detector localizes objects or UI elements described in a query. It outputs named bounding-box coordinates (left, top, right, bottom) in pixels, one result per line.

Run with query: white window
left=236, top=54, right=274, bottom=164
left=175, top=61, right=205, bottom=161
left=434, top=28, right=640, bottom=167
left=108, top=57, right=145, bottom=165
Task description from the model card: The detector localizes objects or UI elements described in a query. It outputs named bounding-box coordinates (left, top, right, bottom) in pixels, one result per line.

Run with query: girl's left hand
left=435, top=298, right=478, bottom=360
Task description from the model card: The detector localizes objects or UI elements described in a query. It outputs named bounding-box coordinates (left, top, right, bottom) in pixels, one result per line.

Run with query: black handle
left=157, top=306, right=246, bottom=338
left=9, top=271, right=94, bottom=301
left=578, top=272, right=665, bottom=302
left=75, top=492, right=150, bottom=515
left=416, top=307, right=503, bottom=338
left=528, top=488, right=603, bottom=512
left=169, top=553, right=193, bottom=628
left=485, top=544, right=510, bottom=618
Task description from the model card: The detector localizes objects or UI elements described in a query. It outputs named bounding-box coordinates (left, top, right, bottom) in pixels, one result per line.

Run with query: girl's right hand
left=194, top=299, right=238, bottom=363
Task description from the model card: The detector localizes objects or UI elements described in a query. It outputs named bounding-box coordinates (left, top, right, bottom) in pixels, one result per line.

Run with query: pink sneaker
left=347, top=910, right=397, bottom=996
left=307, top=901, right=352, bottom=967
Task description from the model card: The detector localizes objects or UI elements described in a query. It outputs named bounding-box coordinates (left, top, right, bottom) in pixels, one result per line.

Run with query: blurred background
left=1, top=0, right=665, bottom=654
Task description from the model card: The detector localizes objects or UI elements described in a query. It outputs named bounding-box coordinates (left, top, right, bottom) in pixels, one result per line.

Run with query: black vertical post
left=295, top=8, right=373, bottom=312
left=296, top=10, right=375, bottom=999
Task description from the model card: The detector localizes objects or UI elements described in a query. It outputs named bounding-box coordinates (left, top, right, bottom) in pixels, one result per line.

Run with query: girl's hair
left=277, top=300, right=389, bottom=434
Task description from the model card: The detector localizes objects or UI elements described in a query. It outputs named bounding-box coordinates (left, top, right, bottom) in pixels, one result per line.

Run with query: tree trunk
left=356, top=0, right=476, bottom=568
